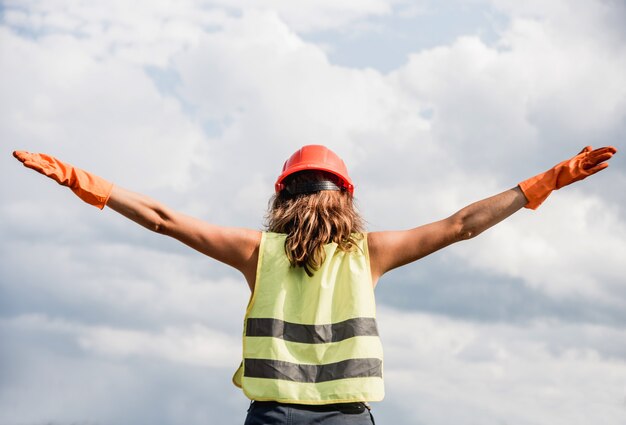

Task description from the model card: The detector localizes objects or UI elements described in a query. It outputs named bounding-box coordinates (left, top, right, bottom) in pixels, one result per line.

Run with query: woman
left=12, top=144, right=616, bottom=424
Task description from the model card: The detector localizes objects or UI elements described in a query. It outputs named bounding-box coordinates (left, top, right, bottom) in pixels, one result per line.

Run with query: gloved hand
left=519, top=146, right=617, bottom=209
left=13, top=151, right=113, bottom=209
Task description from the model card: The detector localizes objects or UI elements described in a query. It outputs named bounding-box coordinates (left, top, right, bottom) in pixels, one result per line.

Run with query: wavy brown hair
left=266, top=171, right=365, bottom=276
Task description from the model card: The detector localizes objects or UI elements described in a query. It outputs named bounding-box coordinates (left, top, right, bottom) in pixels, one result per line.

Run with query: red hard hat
left=275, top=145, right=354, bottom=195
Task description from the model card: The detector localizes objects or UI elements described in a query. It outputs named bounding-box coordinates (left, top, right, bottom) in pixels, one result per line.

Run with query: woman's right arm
left=368, top=146, right=617, bottom=287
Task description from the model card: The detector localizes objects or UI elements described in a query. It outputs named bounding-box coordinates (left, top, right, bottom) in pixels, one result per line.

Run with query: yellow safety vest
left=232, top=232, right=384, bottom=404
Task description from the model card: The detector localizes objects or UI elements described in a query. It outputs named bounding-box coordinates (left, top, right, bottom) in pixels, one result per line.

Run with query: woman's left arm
left=106, top=185, right=261, bottom=288
left=13, top=151, right=261, bottom=289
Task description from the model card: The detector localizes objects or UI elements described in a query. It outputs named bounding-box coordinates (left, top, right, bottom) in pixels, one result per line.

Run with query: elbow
left=153, top=214, right=175, bottom=235
left=148, top=205, right=173, bottom=235
left=139, top=214, right=166, bottom=234
left=456, top=224, right=475, bottom=241
left=152, top=219, right=167, bottom=234
left=458, top=228, right=473, bottom=241
left=452, top=212, right=480, bottom=242
left=459, top=228, right=479, bottom=241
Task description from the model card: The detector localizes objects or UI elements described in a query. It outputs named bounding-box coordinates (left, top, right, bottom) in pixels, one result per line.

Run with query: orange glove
left=13, top=151, right=113, bottom=209
left=519, top=146, right=617, bottom=210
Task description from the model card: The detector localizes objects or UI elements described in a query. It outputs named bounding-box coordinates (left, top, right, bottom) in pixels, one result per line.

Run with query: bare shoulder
left=165, top=212, right=262, bottom=273
left=367, top=218, right=460, bottom=282
left=367, top=230, right=400, bottom=284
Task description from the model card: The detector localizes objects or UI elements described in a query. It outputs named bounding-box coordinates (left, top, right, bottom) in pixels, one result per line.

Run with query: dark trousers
left=244, top=401, right=376, bottom=425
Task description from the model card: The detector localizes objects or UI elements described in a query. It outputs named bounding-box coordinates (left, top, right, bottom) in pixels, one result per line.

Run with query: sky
left=1, top=0, right=625, bottom=424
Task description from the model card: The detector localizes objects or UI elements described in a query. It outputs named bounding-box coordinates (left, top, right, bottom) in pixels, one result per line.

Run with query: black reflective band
left=246, top=317, right=379, bottom=344
left=285, top=181, right=341, bottom=195
left=244, top=358, right=382, bottom=383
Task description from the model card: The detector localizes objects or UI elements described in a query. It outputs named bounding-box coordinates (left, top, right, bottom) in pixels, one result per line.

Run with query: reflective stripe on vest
left=232, top=232, right=385, bottom=404
left=244, top=358, right=382, bottom=383
left=245, top=317, right=379, bottom=344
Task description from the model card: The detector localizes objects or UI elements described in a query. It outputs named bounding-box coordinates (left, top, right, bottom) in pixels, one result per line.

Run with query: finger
left=590, top=146, right=617, bottom=156
left=578, top=146, right=593, bottom=155
left=583, top=151, right=616, bottom=169
left=13, top=150, right=31, bottom=163
left=23, top=160, right=64, bottom=184
left=21, top=159, right=47, bottom=174
left=584, top=162, right=609, bottom=175
left=21, top=154, right=52, bottom=171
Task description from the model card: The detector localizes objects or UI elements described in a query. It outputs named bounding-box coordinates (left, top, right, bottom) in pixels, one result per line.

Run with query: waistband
left=251, top=401, right=371, bottom=413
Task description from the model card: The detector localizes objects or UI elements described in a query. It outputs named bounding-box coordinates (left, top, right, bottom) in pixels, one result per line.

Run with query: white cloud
left=0, top=235, right=250, bottom=332
left=2, top=313, right=241, bottom=378
left=392, top=23, right=625, bottom=175
left=168, top=9, right=435, bottom=227
left=450, top=192, right=626, bottom=302
left=0, top=315, right=245, bottom=425
left=0, top=27, right=206, bottom=192
left=4, top=307, right=626, bottom=424
left=78, top=323, right=241, bottom=367
left=378, top=306, right=626, bottom=425
left=208, top=0, right=405, bottom=33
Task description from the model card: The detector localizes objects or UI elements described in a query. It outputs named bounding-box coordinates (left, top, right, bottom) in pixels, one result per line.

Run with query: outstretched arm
left=368, top=145, right=617, bottom=285
left=13, top=151, right=261, bottom=289
left=106, top=186, right=261, bottom=287
left=368, top=187, right=527, bottom=282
